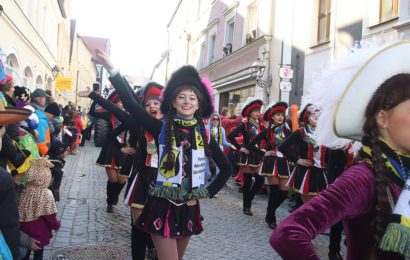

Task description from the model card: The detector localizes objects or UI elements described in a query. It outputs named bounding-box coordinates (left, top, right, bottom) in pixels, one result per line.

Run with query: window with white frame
left=225, top=17, right=235, bottom=45
left=208, top=33, right=216, bottom=64
left=246, top=3, right=258, bottom=44
left=317, top=0, right=331, bottom=44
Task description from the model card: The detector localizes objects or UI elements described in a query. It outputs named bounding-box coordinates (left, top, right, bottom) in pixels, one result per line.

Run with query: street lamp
left=250, top=58, right=272, bottom=90
left=51, top=65, right=60, bottom=79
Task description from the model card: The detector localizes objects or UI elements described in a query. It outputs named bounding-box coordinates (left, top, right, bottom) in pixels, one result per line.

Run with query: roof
left=80, top=36, right=111, bottom=61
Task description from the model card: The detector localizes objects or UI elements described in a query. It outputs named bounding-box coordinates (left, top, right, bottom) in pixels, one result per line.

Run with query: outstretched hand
left=94, top=48, right=115, bottom=71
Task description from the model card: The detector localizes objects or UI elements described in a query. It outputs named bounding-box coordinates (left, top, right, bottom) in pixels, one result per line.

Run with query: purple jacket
left=20, top=213, right=60, bottom=247
left=270, top=162, right=404, bottom=260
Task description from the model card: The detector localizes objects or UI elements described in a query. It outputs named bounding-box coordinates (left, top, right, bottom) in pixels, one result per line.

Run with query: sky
left=71, top=0, right=180, bottom=78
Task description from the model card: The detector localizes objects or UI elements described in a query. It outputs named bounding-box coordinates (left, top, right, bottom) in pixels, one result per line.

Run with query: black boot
left=242, top=174, right=252, bottom=216
left=266, top=185, right=279, bottom=227
left=106, top=181, right=116, bottom=212
left=328, top=251, right=343, bottom=260
left=113, top=182, right=125, bottom=205
left=328, top=221, right=344, bottom=260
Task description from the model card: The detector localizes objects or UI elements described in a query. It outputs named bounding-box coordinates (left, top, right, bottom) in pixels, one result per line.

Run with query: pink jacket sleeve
left=43, top=213, right=61, bottom=231
left=270, top=163, right=376, bottom=259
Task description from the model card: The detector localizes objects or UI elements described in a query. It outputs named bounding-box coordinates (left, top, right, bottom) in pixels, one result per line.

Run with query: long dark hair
left=163, top=85, right=211, bottom=172
left=362, top=73, right=410, bottom=255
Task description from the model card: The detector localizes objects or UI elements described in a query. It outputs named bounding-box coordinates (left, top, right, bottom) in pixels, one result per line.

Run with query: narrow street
left=44, top=141, right=343, bottom=260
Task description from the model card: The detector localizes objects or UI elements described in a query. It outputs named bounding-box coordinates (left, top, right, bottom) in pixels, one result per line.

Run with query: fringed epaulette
left=149, top=186, right=209, bottom=202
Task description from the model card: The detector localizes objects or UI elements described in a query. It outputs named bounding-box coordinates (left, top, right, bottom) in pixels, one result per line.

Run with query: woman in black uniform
left=248, top=102, right=291, bottom=229
left=89, top=91, right=127, bottom=213
left=228, top=98, right=264, bottom=216
left=94, top=48, right=232, bottom=260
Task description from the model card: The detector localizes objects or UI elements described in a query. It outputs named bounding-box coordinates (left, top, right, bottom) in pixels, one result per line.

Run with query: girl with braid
left=271, top=41, right=410, bottom=259
left=94, top=48, right=232, bottom=260
left=248, top=102, right=291, bottom=229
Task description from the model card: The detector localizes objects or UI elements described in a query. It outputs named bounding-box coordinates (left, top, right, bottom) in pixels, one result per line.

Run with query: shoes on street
left=107, top=205, right=114, bottom=213
left=243, top=207, right=253, bottom=216
left=147, top=248, right=158, bottom=260
left=328, top=251, right=343, bottom=260
left=268, top=222, right=277, bottom=229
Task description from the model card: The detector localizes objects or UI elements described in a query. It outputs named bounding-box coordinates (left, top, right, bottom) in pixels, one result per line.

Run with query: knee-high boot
left=249, top=174, right=264, bottom=202
left=106, top=181, right=117, bottom=205
left=242, top=174, right=252, bottom=215
left=113, top=182, right=126, bottom=205
left=266, top=185, right=280, bottom=224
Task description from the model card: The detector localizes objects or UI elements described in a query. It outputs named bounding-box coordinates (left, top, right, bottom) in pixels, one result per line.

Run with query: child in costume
left=18, top=157, right=60, bottom=260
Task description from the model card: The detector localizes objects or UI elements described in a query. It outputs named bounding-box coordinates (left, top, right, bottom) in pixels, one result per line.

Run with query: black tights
left=131, top=225, right=155, bottom=260
left=23, top=248, right=44, bottom=260
left=242, top=173, right=264, bottom=208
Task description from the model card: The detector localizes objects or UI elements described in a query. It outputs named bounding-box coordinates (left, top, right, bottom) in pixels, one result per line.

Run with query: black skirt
left=287, top=165, right=328, bottom=195
left=125, top=167, right=157, bottom=208
left=259, top=156, right=290, bottom=178
left=237, top=151, right=261, bottom=167
left=96, top=139, right=124, bottom=169
left=136, top=196, right=203, bottom=238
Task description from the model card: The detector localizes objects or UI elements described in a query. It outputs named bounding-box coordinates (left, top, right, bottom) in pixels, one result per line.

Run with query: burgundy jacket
left=20, top=214, right=60, bottom=247
left=270, top=162, right=404, bottom=260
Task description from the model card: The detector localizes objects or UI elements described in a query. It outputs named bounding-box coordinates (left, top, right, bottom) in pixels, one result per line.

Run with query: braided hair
left=362, top=73, right=410, bottom=256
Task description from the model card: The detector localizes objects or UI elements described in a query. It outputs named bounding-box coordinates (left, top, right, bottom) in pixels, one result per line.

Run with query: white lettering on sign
left=191, top=149, right=206, bottom=188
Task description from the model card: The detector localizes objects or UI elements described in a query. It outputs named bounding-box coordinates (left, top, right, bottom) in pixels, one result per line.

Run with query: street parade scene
left=1, top=0, right=410, bottom=260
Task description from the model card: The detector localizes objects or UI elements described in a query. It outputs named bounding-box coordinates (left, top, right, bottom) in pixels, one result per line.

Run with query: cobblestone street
left=44, top=142, right=344, bottom=260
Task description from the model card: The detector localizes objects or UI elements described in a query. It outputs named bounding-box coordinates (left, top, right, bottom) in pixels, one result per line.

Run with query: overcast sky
left=71, top=0, right=180, bottom=78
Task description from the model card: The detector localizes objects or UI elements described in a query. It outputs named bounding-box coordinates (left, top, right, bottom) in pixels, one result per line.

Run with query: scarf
left=300, top=125, right=327, bottom=168
left=269, top=122, right=290, bottom=145
left=211, top=126, right=222, bottom=145
left=359, top=137, right=410, bottom=257
left=150, top=117, right=209, bottom=203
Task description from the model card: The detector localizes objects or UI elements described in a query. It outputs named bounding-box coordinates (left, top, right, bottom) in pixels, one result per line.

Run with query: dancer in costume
left=94, top=48, right=232, bottom=260
left=89, top=91, right=127, bottom=213
left=278, top=104, right=328, bottom=203
left=228, top=98, right=264, bottom=216
left=271, top=41, right=410, bottom=259
left=248, top=102, right=291, bottom=229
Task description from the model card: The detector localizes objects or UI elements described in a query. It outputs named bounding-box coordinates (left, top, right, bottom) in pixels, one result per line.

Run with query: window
left=199, top=42, right=206, bottom=69
left=208, top=33, right=216, bottom=64
left=246, top=3, right=258, bottom=44
left=317, top=0, right=331, bottom=43
left=368, top=0, right=398, bottom=26
left=225, top=17, right=235, bottom=45
left=380, top=0, right=399, bottom=23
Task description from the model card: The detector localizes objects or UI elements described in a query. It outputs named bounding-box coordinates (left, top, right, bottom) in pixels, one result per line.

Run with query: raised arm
left=94, top=48, right=162, bottom=137
left=220, top=128, right=231, bottom=148
left=88, top=100, right=111, bottom=121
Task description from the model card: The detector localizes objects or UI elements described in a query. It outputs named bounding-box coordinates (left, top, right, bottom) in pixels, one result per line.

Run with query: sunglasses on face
left=212, top=118, right=219, bottom=121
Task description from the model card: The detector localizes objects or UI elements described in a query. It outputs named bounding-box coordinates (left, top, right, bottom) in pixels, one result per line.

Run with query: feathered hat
left=142, top=82, right=164, bottom=105
left=161, top=65, right=214, bottom=118
left=263, top=101, right=288, bottom=121
left=305, top=40, right=410, bottom=148
left=241, top=97, right=263, bottom=117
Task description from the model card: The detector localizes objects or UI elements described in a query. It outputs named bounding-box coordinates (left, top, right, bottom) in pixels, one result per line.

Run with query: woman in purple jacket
left=270, top=42, right=410, bottom=259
